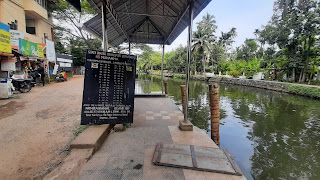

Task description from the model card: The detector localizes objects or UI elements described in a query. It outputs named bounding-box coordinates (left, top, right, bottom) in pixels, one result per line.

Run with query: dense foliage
left=138, top=0, right=320, bottom=84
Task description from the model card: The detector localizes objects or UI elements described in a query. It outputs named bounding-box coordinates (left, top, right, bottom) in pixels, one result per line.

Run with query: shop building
left=0, top=0, right=54, bottom=44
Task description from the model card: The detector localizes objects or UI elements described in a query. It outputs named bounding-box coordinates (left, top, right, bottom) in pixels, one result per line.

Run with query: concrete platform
left=76, top=97, right=246, bottom=180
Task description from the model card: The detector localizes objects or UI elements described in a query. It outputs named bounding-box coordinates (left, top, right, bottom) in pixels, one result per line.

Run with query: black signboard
left=81, top=50, right=136, bottom=125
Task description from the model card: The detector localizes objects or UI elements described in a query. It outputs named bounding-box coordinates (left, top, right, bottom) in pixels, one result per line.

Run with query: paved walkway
left=77, top=97, right=246, bottom=180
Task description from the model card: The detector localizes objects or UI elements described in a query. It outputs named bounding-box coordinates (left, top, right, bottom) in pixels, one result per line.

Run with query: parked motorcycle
left=10, top=73, right=36, bottom=93
left=55, top=71, right=67, bottom=82
left=28, top=71, right=42, bottom=86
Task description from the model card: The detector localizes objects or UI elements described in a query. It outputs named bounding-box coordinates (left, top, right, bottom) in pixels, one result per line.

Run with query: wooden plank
left=222, top=149, right=243, bottom=176
left=196, top=156, right=235, bottom=173
left=156, top=143, right=163, bottom=163
left=190, top=145, right=198, bottom=168
left=152, top=143, right=243, bottom=176
left=160, top=153, right=193, bottom=167
left=152, top=143, right=160, bottom=163
left=194, top=146, right=227, bottom=159
left=162, top=144, right=191, bottom=155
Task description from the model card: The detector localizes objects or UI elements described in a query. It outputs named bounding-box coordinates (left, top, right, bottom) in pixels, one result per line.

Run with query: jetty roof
left=84, top=0, right=211, bottom=46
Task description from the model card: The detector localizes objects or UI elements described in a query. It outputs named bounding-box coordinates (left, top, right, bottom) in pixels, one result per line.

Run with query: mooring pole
left=209, top=83, right=220, bottom=147
left=164, top=82, right=168, bottom=95
left=180, top=85, right=186, bottom=112
left=161, top=44, right=165, bottom=94
left=184, top=1, right=194, bottom=123
left=102, top=0, right=108, bottom=51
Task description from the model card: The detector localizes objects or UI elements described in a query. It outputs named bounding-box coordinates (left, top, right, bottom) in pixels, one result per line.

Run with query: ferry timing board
left=81, top=50, right=136, bottom=125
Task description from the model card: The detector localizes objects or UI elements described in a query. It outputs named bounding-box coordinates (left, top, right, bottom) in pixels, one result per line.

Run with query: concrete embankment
left=209, top=77, right=320, bottom=99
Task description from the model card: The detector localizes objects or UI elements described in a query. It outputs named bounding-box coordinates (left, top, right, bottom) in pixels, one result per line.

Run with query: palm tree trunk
left=292, top=68, right=295, bottom=82
left=301, top=67, right=307, bottom=82
left=299, top=68, right=303, bottom=82
left=308, top=73, right=313, bottom=85
left=203, top=58, right=205, bottom=74
left=194, top=57, right=196, bottom=75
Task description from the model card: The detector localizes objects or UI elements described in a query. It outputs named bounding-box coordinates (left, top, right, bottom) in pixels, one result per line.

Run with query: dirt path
left=0, top=75, right=84, bottom=179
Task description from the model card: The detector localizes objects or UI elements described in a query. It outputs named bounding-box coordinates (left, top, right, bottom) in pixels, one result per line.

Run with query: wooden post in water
left=180, top=85, right=186, bottom=112
left=209, top=83, right=220, bottom=147
left=164, top=82, right=168, bottom=95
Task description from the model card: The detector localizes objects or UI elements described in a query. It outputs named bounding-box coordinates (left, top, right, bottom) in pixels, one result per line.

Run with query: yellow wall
left=0, top=0, right=53, bottom=44
left=23, top=0, right=48, bottom=19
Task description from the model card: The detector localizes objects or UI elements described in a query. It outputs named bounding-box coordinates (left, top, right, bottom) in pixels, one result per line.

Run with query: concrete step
left=70, top=124, right=114, bottom=153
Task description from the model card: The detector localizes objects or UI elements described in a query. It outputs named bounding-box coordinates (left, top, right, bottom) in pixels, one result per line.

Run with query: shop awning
left=0, top=52, right=14, bottom=57
left=84, top=0, right=211, bottom=46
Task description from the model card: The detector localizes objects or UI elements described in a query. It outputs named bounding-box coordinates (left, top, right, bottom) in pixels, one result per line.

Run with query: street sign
left=81, top=50, right=136, bottom=125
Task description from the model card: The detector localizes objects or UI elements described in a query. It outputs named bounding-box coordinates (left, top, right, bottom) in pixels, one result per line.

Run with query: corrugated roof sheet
left=84, top=0, right=211, bottom=46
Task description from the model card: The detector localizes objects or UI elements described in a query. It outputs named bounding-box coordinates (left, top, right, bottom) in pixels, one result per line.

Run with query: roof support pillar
left=128, top=41, right=131, bottom=54
left=184, top=1, right=194, bottom=124
left=161, top=44, right=165, bottom=94
left=102, top=0, right=108, bottom=51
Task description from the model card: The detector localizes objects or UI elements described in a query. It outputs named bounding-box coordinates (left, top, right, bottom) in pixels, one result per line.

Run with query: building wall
left=0, top=0, right=53, bottom=44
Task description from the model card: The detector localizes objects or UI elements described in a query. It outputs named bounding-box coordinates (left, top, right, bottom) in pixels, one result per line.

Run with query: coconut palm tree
left=192, top=30, right=214, bottom=74
left=192, top=13, right=217, bottom=74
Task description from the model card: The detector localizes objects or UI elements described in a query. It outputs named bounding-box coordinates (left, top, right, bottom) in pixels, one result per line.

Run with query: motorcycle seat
left=14, top=79, right=25, bottom=82
left=24, top=79, right=32, bottom=83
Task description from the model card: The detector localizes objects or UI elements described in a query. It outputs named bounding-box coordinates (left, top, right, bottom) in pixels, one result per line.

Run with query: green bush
left=229, top=70, right=240, bottom=77
left=173, top=74, right=186, bottom=79
left=286, top=84, right=320, bottom=99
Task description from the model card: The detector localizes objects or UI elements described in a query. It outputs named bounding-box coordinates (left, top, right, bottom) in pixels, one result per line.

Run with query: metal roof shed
left=84, top=0, right=211, bottom=47
left=81, top=0, right=211, bottom=130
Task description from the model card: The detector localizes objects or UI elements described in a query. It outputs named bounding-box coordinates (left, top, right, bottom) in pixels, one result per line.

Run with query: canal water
left=136, top=74, right=320, bottom=180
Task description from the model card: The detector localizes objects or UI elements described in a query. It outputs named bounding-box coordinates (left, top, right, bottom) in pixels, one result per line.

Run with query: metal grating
left=84, top=0, right=212, bottom=46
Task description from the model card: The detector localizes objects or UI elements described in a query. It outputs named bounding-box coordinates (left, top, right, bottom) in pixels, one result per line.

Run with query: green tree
left=50, top=0, right=103, bottom=66
left=236, top=39, right=259, bottom=62
left=260, top=0, right=320, bottom=82
left=192, top=13, right=217, bottom=74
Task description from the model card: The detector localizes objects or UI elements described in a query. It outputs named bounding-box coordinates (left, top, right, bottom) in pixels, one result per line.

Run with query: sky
left=152, top=0, right=275, bottom=53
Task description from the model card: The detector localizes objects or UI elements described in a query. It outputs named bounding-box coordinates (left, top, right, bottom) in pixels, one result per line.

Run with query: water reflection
left=136, top=74, right=320, bottom=180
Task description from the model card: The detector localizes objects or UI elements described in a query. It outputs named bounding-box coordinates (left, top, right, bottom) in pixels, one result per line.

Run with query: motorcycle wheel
left=19, top=83, right=32, bottom=93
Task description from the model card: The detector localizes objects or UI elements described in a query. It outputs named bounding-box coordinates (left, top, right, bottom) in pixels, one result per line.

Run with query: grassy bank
left=286, top=84, right=320, bottom=99
left=151, top=72, right=208, bottom=81
left=151, top=72, right=320, bottom=99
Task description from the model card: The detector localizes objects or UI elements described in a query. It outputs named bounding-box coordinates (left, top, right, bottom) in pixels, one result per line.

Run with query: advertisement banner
left=19, top=39, right=38, bottom=56
left=1, top=57, right=16, bottom=71
left=10, top=30, right=24, bottom=49
left=38, top=44, right=44, bottom=57
left=46, top=40, right=56, bottom=62
left=0, top=22, right=9, bottom=32
left=0, top=22, right=12, bottom=53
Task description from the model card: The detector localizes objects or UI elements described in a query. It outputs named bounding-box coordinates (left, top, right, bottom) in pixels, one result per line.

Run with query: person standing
left=37, top=63, right=45, bottom=87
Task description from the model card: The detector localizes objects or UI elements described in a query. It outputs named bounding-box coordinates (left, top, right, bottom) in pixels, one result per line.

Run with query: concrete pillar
left=209, top=83, right=220, bottom=147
